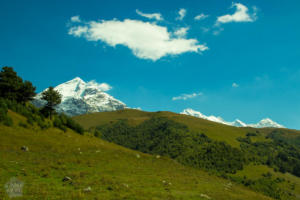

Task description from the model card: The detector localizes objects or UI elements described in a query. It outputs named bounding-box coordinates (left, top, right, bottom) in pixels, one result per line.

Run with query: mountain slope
left=0, top=111, right=272, bottom=200
left=72, top=109, right=300, bottom=199
left=33, top=77, right=126, bottom=116
left=73, top=109, right=299, bottom=148
left=181, top=108, right=284, bottom=128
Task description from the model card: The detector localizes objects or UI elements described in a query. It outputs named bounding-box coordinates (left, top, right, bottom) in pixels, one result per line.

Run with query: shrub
left=0, top=98, right=13, bottom=126
left=18, top=121, right=28, bottom=128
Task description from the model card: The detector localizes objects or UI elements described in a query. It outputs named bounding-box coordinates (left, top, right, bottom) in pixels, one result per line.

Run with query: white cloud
left=232, top=82, right=239, bottom=88
left=201, top=27, right=210, bottom=33
left=217, top=3, right=257, bottom=24
left=71, top=15, right=81, bottom=23
left=194, top=13, right=209, bottom=21
left=132, top=107, right=142, bottom=110
left=68, top=26, right=88, bottom=37
left=174, top=27, right=189, bottom=38
left=86, top=80, right=112, bottom=91
left=98, top=83, right=112, bottom=91
left=212, top=27, right=224, bottom=35
left=172, top=92, right=203, bottom=101
left=68, top=19, right=208, bottom=61
left=176, top=8, right=187, bottom=21
left=136, top=9, right=163, bottom=21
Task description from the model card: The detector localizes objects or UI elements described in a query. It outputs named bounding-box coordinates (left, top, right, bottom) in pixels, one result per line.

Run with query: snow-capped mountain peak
left=54, top=77, right=86, bottom=100
left=249, top=118, right=284, bottom=128
left=33, top=77, right=126, bottom=116
left=181, top=108, right=228, bottom=125
left=181, top=108, right=284, bottom=128
left=229, top=119, right=248, bottom=127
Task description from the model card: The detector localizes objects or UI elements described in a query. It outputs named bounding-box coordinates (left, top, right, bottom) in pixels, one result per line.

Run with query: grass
left=73, top=109, right=300, bottom=148
left=0, top=111, right=273, bottom=200
left=73, top=109, right=300, bottom=199
left=231, top=164, right=300, bottom=197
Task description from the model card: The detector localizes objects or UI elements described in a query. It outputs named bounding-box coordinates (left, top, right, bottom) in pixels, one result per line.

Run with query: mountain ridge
left=181, top=108, right=284, bottom=128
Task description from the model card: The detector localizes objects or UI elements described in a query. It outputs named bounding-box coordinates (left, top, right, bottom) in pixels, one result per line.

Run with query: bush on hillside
left=53, top=113, right=84, bottom=134
left=0, top=98, right=13, bottom=126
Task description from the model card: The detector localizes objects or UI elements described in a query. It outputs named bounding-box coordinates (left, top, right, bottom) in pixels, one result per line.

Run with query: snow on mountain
left=228, top=119, right=248, bottom=127
left=248, top=118, right=284, bottom=128
left=181, top=108, right=228, bottom=125
left=33, top=77, right=126, bottom=116
left=181, top=108, right=284, bottom=128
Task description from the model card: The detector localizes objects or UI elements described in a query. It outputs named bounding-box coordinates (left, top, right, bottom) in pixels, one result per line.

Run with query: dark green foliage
left=98, top=117, right=245, bottom=174
left=0, top=98, right=13, bottom=126
left=246, top=132, right=259, bottom=137
left=0, top=66, right=36, bottom=103
left=238, top=134, right=300, bottom=178
left=183, top=137, right=244, bottom=173
left=0, top=98, right=47, bottom=129
left=268, top=130, right=300, bottom=146
left=53, top=113, right=84, bottom=134
left=231, top=175, right=291, bottom=199
left=18, top=121, right=28, bottom=128
left=53, top=116, right=67, bottom=132
left=17, top=80, right=36, bottom=103
left=41, top=86, right=62, bottom=119
left=0, top=96, right=83, bottom=133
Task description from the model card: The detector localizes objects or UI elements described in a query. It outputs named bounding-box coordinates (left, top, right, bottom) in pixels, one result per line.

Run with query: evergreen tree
left=0, top=66, right=23, bottom=100
left=0, top=66, right=36, bottom=103
left=41, top=86, right=62, bottom=119
left=17, top=81, right=36, bottom=103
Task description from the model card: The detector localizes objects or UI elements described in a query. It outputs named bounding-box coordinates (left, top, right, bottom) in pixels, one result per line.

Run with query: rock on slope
left=33, top=77, right=126, bottom=116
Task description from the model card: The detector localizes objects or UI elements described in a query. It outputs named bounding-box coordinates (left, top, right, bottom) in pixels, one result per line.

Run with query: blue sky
left=1, top=0, right=300, bottom=128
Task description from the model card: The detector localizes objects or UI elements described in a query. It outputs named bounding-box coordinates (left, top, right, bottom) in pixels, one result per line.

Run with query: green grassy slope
left=74, top=109, right=300, bottom=148
left=0, top=111, right=272, bottom=200
left=73, top=109, right=300, bottom=199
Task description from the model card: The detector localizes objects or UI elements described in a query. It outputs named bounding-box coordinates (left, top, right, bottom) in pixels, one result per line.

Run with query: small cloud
left=68, top=19, right=208, bottom=61
left=71, top=15, right=81, bottom=23
left=176, top=8, right=187, bottom=21
left=194, top=13, right=209, bottom=21
left=68, top=26, right=88, bottom=37
left=87, top=81, right=112, bottom=92
left=201, top=27, right=210, bottom=33
left=132, top=107, right=142, bottom=110
left=212, top=27, right=224, bottom=35
left=98, top=83, right=112, bottom=91
left=232, top=82, right=239, bottom=88
left=136, top=9, right=163, bottom=21
left=172, top=92, right=202, bottom=101
left=216, top=3, right=257, bottom=24
left=174, top=27, right=189, bottom=38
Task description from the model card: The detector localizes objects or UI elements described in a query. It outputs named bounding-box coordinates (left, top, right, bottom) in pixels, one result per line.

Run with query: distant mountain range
left=33, top=77, right=126, bottom=116
left=181, top=108, right=284, bottom=128
left=32, top=77, right=285, bottom=128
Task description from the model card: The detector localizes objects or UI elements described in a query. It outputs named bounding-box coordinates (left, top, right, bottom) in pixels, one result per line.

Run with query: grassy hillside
left=0, top=111, right=274, bottom=200
left=73, top=109, right=300, bottom=199
left=74, top=109, right=300, bottom=148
